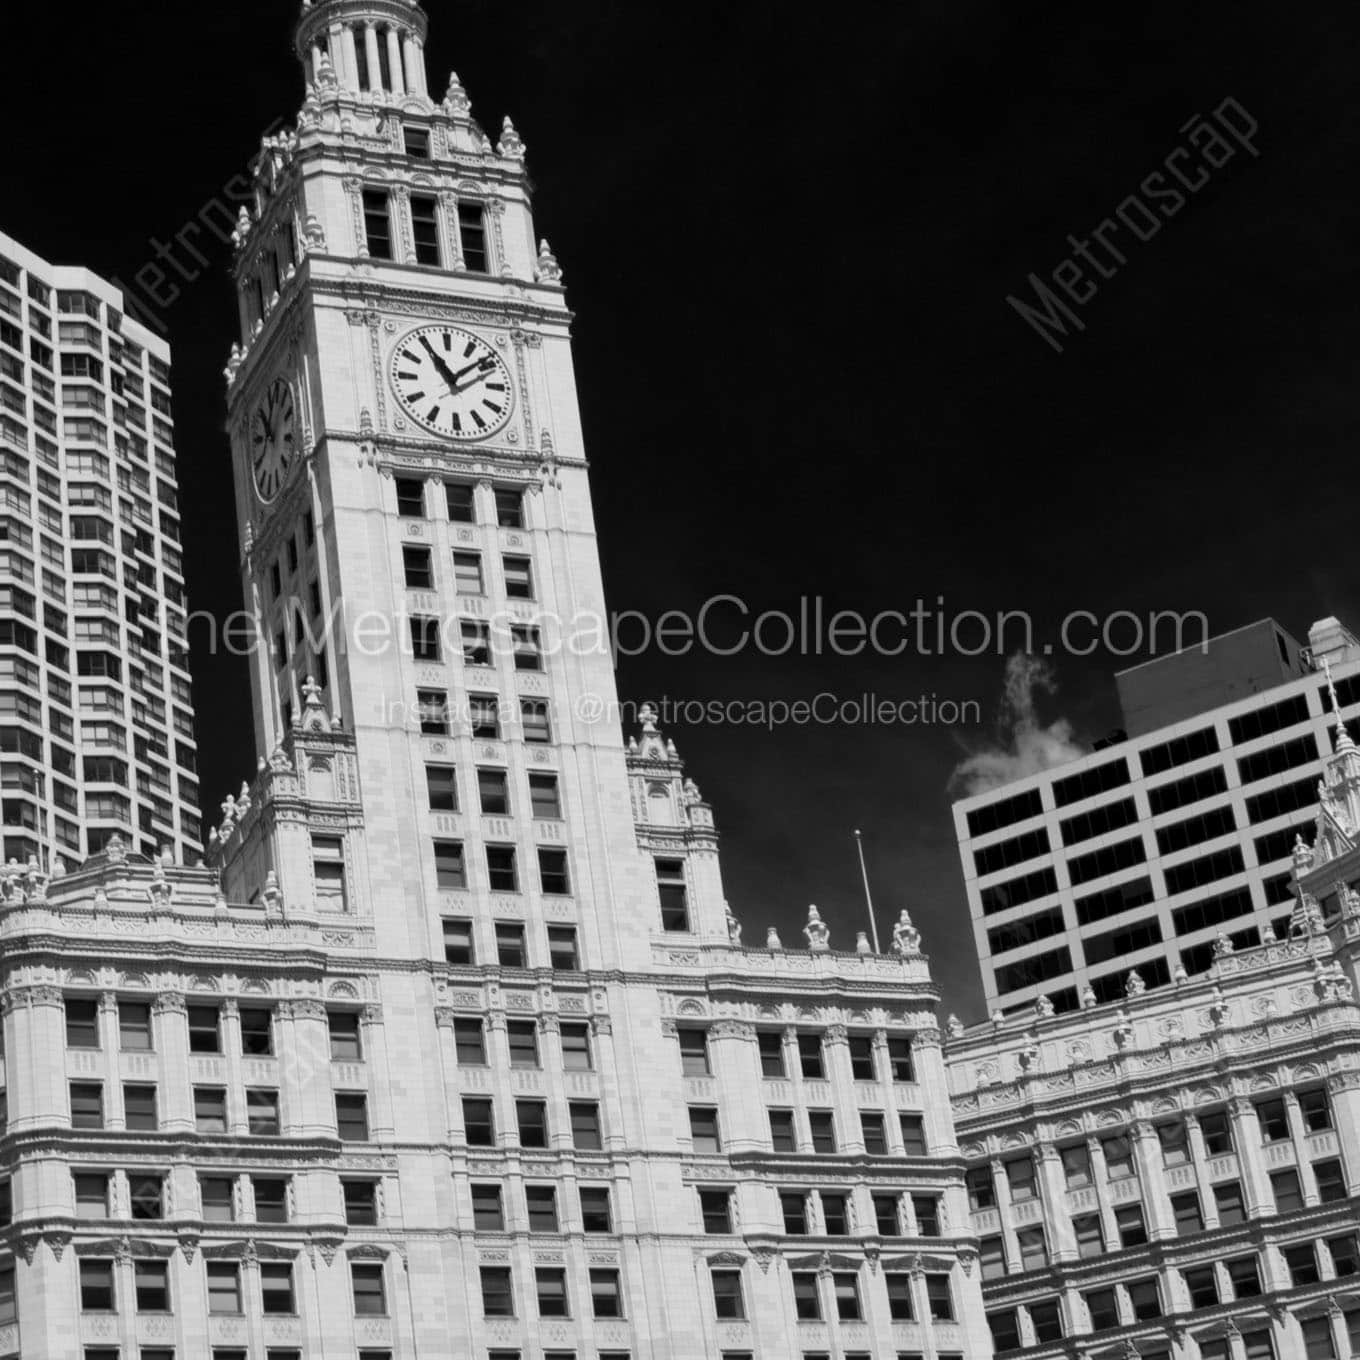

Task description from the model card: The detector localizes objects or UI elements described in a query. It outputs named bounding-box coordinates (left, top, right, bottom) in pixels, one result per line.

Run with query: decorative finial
left=946, top=1013, right=964, bottom=1039
left=891, top=907, right=921, bottom=956
left=535, top=239, right=563, bottom=284
left=803, top=903, right=830, bottom=952
left=1080, top=983, right=1097, bottom=1010
left=854, top=930, right=871, bottom=955
left=1124, top=969, right=1146, bottom=997
left=766, top=925, right=782, bottom=950
left=231, top=207, right=253, bottom=252
left=1035, top=994, right=1055, bottom=1019
left=497, top=115, right=526, bottom=160
left=638, top=701, right=658, bottom=734
left=443, top=71, right=471, bottom=116
left=1325, top=658, right=1356, bottom=752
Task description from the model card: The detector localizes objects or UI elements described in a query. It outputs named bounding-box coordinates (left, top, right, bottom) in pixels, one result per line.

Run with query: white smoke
left=948, top=654, right=1089, bottom=796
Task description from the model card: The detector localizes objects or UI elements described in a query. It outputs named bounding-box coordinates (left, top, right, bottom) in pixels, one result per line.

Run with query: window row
left=363, top=190, right=490, bottom=273
left=442, top=918, right=579, bottom=969
left=416, top=689, right=551, bottom=741
left=676, top=1026, right=915, bottom=1083
left=409, top=615, right=546, bottom=671
left=449, top=1015, right=596, bottom=1069
left=432, top=839, right=571, bottom=894
left=404, top=545, right=534, bottom=599
left=397, top=477, right=522, bottom=526
left=426, top=763, right=562, bottom=818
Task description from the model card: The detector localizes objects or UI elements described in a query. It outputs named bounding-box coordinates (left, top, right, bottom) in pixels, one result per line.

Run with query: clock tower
left=199, top=3, right=989, bottom=1357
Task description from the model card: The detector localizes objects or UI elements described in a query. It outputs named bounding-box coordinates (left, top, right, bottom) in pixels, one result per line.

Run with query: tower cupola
left=295, top=0, right=430, bottom=98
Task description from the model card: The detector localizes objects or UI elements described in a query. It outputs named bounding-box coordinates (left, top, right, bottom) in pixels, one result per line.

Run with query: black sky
left=7, top=1, right=1360, bottom=1018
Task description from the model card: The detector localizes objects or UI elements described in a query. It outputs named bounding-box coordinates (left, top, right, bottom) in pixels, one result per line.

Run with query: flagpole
left=853, top=829, right=882, bottom=952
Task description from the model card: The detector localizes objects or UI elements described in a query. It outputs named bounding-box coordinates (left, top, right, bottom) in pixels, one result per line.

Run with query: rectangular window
left=689, top=1106, right=721, bottom=1153
left=418, top=689, right=449, bottom=735
left=129, top=1173, right=165, bottom=1219
left=700, top=1188, right=733, bottom=1233
left=980, top=1235, right=1006, bottom=1279
left=402, top=543, right=432, bottom=588
left=1127, top=1276, right=1161, bottom=1320
left=899, top=1113, right=927, bottom=1156
left=395, top=477, right=424, bottom=518
left=1170, top=1191, right=1203, bottom=1235
left=758, top=1030, right=785, bottom=1077
left=118, top=999, right=152, bottom=1050
left=493, top=486, right=523, bottom=527
left=677, top=1027, right=710, bottom=1076
left=526, top=1184, right=558, bottom=1232
left=434, top=840, right=467, bottom=889
left=820, top=1192, right=848, bottom=1234
left=1200, top=1109, right=1233, bottom=1154
left=580, top=1185, right=612, bottom=1232
left=81, top=1258, right=116, bottom=1310
left=495, top=920, right=527, bottom=964
left=974, top=824, right=1050, bottom=874
left=547, top=924, right=578, bottom=970
left=783, top=1191, right=810, bottom=1233
left=74, top=1171, right=111, bottom=1219
left=570, top=1101, right=602, bottom=1149
left=1115, top=1203, right=1147, bottom=1247
left=453, top=550, right=484, bottom=594
left=411, top=194, right=440, bottom=266
left=472, top=1182, right=504, bottom=1230
left=443, top=917, right=474, bottom=964
left=517, top=1099, right=549, bottom=1148
left=312, top=835, right=347, bottom=912
left=503, top=555, right=533, bottom=598
left=1328, top=1232, right=1360, bottom=1277
left=966, top=1166, right=995, bottom=1209
left=445, top=481, right=475, bottom=521
left=253, top=1177, right=288, bottom=1223
left=1284, top=1243, right=1319, bottom=1286
left=657, top=858, right=689, bottom=930
left=478, top=767, right=509, bottom=813
left=463, top=1097, right=494, bottom=1145
left=352, top=1262, right=387, bottom=1316
left=239, top=1006, right=273, bottom=1055
left=1017, top=1226, right=1047, bottom=1270
left=1227, top=1254, right=1261, bottom=1298
left=411, top=615, right=442, bottom=661
left=535, top=1267, right=570, bottom=1318
left=861, top=1111, right=887, bottom=1154
left=1214, top=1180, right=1246, bottom=1225
left=792, top=1271, right=821, bottom=1320
left=453, top=1018, right=486, bottom=1065
left=426, top=764, right=457, bottom=811
left=511, top=625, right=542, bottom=671
left=123, top=1083, right=157, bottom=1130
left=1073, top=1213, right=1103, bottom=1257
left=520, top=698, right=551, bottom=743
left=480, top=1266, right=514, bottom=1317
left=459, top=202, right=489, bottom=273
left=809, top=1110, right=837, bottom=1153
left=363, top=189, right=393, bottom=260
left=335, top=1092, right=369, bottom=1142
left=1315, top=1158, right=1347, bottom=1202
left=797, top=1031, right=825, bottom=1079
left=246, top=1087, right=280, bottom=1135
left=1085, top=1286, right=1119, bottom=1328
left=66, top=996, right=100, bottom=1047
left=261, top=1262, right=295, bottom=1315
left=591, top=1268, right=623, bottom=1319
left=194, top=1086, right=227, bottom=1133
left=925, top=1273, right=954, bottom=1321
left=966, top=786, right=1044, bottom=836
left=711, top=1268, right=743, bottom=1319
left=328, top=1010, right=362, bottom=1061
left=912, top=1193, right=941, bottom=1236
left=507, top=1020, right=540, bottom=1068
left=207, top=1261, right=242, bottom=1313
left=1052, top=757, right=1129, bottom=806
left=188, top=1004, right=221, bottom=1052
left=769, top=1108, right=796, bottom=1151
left=1300, top=1088, right=1333, bottom=1131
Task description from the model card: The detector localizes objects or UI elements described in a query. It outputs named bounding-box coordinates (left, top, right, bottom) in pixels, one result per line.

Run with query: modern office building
left=953, top=615, right=1360, bottom=1016
left=947, top=701, right=1360, bottom=1360
left=0, top=232, right=200, bottom=865
left=0, top=3, right=990, bottom=1356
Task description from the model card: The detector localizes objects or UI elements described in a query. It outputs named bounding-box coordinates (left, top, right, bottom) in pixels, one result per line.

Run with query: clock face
left=390, top=325, right=513, bottom=440
left=250, top=378, right=296, bottom=503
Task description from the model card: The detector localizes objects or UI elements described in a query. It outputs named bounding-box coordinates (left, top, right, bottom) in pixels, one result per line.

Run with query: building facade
left=0, top=233, right=200, bottom=867
left=953, top=617, right=1360, bottom=1016
left=947, top=694, right=1360, bottom=1360
left=0, top=3, right=990, bottom=1358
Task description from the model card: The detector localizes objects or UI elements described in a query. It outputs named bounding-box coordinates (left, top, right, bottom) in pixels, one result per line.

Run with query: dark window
left=1067, top=837, right=1145, bottom=886
left=1084, top=1286, right=1118, bottom=1328
left=580, top=1186, right=612, bottom=1232
left=362, top=189, right=393, bottom=260
left=1052, top=758, right=1129, bottom=807
left=1082, top=915, right=1162, bottom=967
left=395, top=477, right=424, bottom=517
left=1060, top=797, right=1138, bottom=846
left=570, top=1101, right=602, bottom=1150
left=1184, top=1265, right=1218, bottom=1308
left=426, top=764, right=457, bottom=811
left=966, top=787, right=1044, bottom=837
left=1228, top=693, right=1310, bottom=744
left=538, top=847, right=570, bottom=894
left=445, top=482, right=475, bottom=522
left=769, top=1108, right=796, bottom=1151
left=411, top=195, right=440, bottom=265
left=994, top=945, right=1073, bottom=995
left=979, top=864, right=1059, bottom=915
left=402, top=544, right=432, bottom=588
left=1155, top=804, right=1237, bottom=855
left=1147, top=764, right=1229, bottom=815
left=1089, top=955, right=1170, bottom=1002
left=1246, top=775, right=1322, bottom=824
left=1237, top=734, right=1319, bottom=785
left=1164, top=845, right=1245, bottom=896
left=973, top=826, right=1050, bottom=876
left=700, top=1188, right=733, bottom=1233
left=434, top=840, right=466, bottom=890
left=66, top=997, right=100, bottom=1047
left=335, top=1093, right=369, bottom=1141
left=1171, top=885, right=1253, bottom=935
left=987, top=905, right=1066, bottom=955
left=1170, top=1191, right=1203, bottom=1235
left=453, top=1018, right=486, bottom=1065
left=80, top=1258, right=115, bottom=1310
left=1315, top=1158, right=1347, bottom=1202
left=1226, top=1253, right=1260, bottom=1297
left=404, top=125, right=430, bottom=157
left=797, top=1032, right=824, bottom=1079
left=495, top=920, right=526, bottom=965
left=463, top=1097, right=494, bottom=1145
left=517, top=1100, right=549, bottom=1147
left=1214, top=1180, right=1246, bottom=1225
left=1140, top=725, right=1219, bottom=776
left=657, top=858, right=689, bottom=930
left=458, top=202, right=489, bottom=272
left=493, top=487, right=522, bottom=527
left=1254, top=820, right=1314, bottom=865
left=1031, top=1299, right=1064, bottom=1343
left=1300, top=1088, right=1333, bottom=1131
left=418, top=689, right=449, bottom=735
left=547, top=924, right=578, bottom=970
left=679, top=1028, right=711, bottom=1077
left=1073, top=876, right=1155, bottom=927
left=758, top=1030, right=785, bottom=1077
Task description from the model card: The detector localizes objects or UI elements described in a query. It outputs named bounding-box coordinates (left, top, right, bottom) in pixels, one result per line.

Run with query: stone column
left=153, top=992, right=193, bottom=1133
left=1087, top=1137, right=1118, bottom=1248
left=589, top=1015, right=625, bottom=1151
left=401, top=31, right=422, bottom=95
left=340, top=24, right=359, bottom=90
left=821, top=1025, right=862, bottom=1153
left=434, top=1010, right=463, bottom=1141
left=1034, top=1146, right=1070, bottom=1258
left=277, top=1000, right=333, bottom=1138
left=364, top=24, right=383, bottom=92
left=911, top=1026, right=954, bottom=1153
left=385, top=27, right=405, bottom=96
left=6, top=986, right=66, bottom=1129
left=990, top=1156, right=1023, bottom=1268
left=537, top=1014, right=570, bottom=1151
left=1282, top=1091, right=1320, bottom=1203
left=220, top=999, right=247, bottom=1135
left=483, top=1014, right=513, bottom=1149
left=359, top=1005, right=393, bottom=1138
left=1184, top=1113, right=1216, bottom=1228
left=1228, top=1097, right=1270, bottom=1216
left=709, top=1021, right=761, bottom=1153
left=1131, top=1120, right=1173, bottom=1239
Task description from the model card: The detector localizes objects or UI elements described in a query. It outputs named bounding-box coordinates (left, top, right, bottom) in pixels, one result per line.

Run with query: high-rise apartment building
left=0, top=4, right=989, bottom=1357
left=953, top=616, right=1360, bottom=1016
left=0, top=232, right=200, bottom=866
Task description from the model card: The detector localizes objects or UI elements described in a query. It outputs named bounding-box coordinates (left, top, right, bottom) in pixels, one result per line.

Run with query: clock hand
left=419, top=336, right=461, bottom=392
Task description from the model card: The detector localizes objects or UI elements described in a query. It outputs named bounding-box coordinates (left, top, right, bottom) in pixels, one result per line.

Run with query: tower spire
left=1324, top=657, right=1355, bottom=752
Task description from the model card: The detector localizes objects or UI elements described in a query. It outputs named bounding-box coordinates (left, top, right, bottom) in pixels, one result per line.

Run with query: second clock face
left=390, top=325, right=513, bottom=440
left=251, top=377, right=296, bottom=503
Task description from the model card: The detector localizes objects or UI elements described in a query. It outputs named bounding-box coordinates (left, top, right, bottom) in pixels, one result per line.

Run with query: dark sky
left=8, top=2, right=1360, bottom=1019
